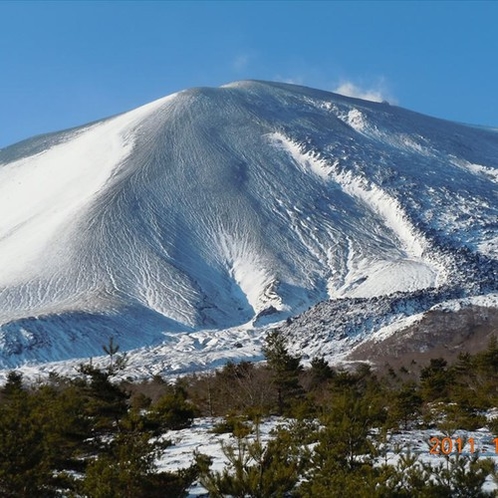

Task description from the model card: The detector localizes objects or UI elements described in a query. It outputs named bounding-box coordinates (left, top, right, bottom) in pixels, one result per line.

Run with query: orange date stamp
left=428, top=436, right=498, bottom=455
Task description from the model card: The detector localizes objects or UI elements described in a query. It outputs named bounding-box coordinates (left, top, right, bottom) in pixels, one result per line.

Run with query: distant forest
left=1, top=332, right=498, bottom=497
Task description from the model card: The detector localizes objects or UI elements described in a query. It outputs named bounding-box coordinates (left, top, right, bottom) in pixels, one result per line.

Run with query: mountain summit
left=0, top=80, right=497, bottom=370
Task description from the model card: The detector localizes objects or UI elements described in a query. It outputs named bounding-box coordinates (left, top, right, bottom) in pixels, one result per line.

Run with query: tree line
left=2, top=332, right=498, bottom=496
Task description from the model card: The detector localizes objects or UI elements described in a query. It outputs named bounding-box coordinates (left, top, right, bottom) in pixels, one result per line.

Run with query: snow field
left=0, top=79, right=497, bottom=372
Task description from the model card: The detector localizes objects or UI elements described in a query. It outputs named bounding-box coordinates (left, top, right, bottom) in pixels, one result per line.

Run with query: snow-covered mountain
left=0, top=80, right=497, bottom=371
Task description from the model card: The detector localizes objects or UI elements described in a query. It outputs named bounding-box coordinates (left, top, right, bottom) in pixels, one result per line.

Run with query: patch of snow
left=368, top=312, right=425, bottom=343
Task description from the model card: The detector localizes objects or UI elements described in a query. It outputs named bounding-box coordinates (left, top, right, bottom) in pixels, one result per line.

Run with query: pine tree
left=299, top=378, right=386, bottom=497
left=77, top=363, right=129, bottom=435
left=262, top=329, right=302, bottom=415
left=146, top=383, right=195, bottom=432
left=390, top=382, right=422, bottom=430
left=0, top=372, right=54, bottom=497
left=420, top=357, right=452, bottom=401
left=82, top=429, right=158, bottom=498
left=196, top=420, right=307, bottom=497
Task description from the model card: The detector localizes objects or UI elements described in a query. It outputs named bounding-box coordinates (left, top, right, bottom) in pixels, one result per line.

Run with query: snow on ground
left=1, top=323, right=269, bottom=383
left=430, top=293, right=498, bottom=312
left=3, top=293, right=498, bottom=385
left=384, top=428, right=498, bottom=493
left=157, top=417, right=283, bottom=496
left=156, top=417, right=498, bottom=496
left=365, top=312, right=426, bottom=344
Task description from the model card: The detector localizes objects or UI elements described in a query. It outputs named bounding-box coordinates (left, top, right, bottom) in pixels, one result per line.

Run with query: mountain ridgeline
left=0, top=80, right=497, bottom=370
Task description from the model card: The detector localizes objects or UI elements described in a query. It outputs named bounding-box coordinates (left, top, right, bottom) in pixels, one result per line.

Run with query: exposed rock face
left=347, top=305, right=498, bottom=367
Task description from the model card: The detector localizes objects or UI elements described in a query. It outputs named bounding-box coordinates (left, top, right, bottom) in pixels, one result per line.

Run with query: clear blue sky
left=1, top=1, right=497, bottom=148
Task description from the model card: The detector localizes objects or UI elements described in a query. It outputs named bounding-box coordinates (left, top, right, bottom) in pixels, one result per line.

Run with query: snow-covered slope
left=0, top=80, right=497, bottom=369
